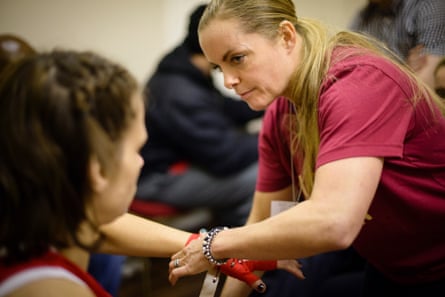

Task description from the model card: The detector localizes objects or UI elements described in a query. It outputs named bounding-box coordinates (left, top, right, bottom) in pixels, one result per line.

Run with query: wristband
left=185, top=233, right=200, bottom=246
left=185, top=228, right=207, bottom=246
left=202, top=226, right=229, bottom=266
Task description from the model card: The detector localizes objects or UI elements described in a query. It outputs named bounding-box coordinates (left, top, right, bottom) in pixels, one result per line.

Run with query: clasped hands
left=168, top=233, right=305, bottom=293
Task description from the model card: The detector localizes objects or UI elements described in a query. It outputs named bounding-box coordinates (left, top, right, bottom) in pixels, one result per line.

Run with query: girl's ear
left=278, top=20, right=297, bottom=51
left=89, top=156, right=108, bottom=193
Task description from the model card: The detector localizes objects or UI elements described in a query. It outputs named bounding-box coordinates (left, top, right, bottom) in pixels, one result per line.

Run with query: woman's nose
left=223, top=71, right=240, bottom=89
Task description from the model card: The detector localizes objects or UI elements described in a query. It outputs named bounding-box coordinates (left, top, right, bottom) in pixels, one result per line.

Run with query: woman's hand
left=168, top=234, right=305, bottom=292
left=277, top=259, right=305, bottom=279
left=168, top=234, right=211, bottom=285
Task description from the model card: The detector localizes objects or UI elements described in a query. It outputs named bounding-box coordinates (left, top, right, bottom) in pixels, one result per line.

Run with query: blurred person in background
left=349, top=0, right=445, bottom=88
left=137, top=4, right=263, bottom=227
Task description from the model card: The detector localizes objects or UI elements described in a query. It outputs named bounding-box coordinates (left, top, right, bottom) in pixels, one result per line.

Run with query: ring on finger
left=174, top=258, right=180, bottom=268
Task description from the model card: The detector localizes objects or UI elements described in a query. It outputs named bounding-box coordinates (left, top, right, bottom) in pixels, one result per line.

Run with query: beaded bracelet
left=202, top=226, right=229, bottom=266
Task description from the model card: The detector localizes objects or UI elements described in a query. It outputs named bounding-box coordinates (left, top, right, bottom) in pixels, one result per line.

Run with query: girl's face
left=89, top=92, right=147, bottom=225
left=199, top=18, right=299, bottom=110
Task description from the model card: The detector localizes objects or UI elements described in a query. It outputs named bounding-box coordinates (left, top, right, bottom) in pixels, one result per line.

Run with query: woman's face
left=199, top=18, right=298, bottom=110
left=89, top=92, right=147, bottom=225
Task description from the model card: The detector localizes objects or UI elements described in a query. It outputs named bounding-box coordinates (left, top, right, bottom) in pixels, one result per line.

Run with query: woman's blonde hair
left=200, top=0, right=444, bottom=195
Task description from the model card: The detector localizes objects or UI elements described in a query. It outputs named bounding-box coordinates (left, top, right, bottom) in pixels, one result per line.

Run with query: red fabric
left=129, top=199, right=182, bottom=217
left=0, top=250, right=111, bottom=296
left=244, top=260, right=277, bottom=271
left=168, top=161, right=190, bottom=174
left=220, top=259, right=277, bottom=286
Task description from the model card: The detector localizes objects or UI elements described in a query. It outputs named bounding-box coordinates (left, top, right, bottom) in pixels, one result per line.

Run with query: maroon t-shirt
left=258, top=50, right=445, bottom=284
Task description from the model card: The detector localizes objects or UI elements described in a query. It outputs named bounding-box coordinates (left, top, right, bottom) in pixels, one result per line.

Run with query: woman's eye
left=231, top=55, right=245, bottom=64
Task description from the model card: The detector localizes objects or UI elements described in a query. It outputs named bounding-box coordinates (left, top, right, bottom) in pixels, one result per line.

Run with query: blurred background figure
left=136, top=3, right=263, bottom=228
left=349, top=0, right=445, bottom=88
left=435, top=57, right=445, bottom=98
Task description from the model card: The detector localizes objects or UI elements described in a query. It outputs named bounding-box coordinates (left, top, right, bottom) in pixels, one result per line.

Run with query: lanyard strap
left=198, top=267, right=220, bottom=297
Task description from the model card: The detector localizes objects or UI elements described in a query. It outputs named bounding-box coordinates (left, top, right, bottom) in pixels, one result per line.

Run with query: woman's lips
left=238, top=88, right=254, bottom=100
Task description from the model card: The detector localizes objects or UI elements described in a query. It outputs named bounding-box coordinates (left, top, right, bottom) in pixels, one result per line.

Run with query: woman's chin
left=246, top=100, right=268, bottom=111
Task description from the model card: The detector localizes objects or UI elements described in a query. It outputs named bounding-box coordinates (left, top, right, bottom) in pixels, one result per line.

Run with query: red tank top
left=0, top=249, right=111, bottom=297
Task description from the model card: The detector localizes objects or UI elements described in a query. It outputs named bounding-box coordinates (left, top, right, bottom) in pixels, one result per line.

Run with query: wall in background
left=0, top=0, right=366, bottom=85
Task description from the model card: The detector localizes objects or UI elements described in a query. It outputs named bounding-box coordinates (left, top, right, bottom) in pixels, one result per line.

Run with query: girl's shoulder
left=0, top=250, right=108, bottom=297
left=6, top=275, right=95, bottom=297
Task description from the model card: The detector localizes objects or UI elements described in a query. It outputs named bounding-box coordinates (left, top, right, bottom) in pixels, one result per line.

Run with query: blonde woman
left=169, top=0, right=445, bottom=296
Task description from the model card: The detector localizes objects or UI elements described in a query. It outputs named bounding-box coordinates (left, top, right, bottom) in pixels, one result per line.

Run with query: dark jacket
left=140, top=44, right=262, bottom=177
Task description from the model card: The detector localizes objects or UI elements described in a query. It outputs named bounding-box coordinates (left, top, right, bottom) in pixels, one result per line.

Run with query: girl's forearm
left=99, top=213, right=191, bottom=257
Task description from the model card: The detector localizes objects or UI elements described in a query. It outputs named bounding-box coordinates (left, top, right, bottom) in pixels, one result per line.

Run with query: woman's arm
left=211, top=157, right=382, bottom=260
left=169, top=156, right=382, bottom=283
left=99, top=213, right=191, bottom=257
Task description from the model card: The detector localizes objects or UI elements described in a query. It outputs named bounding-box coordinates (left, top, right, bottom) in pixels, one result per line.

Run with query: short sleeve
left=257, top=98, right=294, bottom=192
left=317, top=58, right=414, bottom=168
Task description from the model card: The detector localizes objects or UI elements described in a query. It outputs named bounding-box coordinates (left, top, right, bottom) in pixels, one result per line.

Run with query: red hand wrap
left=185, top=233, right=200, bottom=246
left=246, top=260, right=277, bottom=271
left=220, top=259, right=277, bottom=286
left=184, top=234, right=277, bottom=287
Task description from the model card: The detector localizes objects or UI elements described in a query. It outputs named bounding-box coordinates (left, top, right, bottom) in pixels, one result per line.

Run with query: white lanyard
left=198, top=266, right=220, bottom=297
